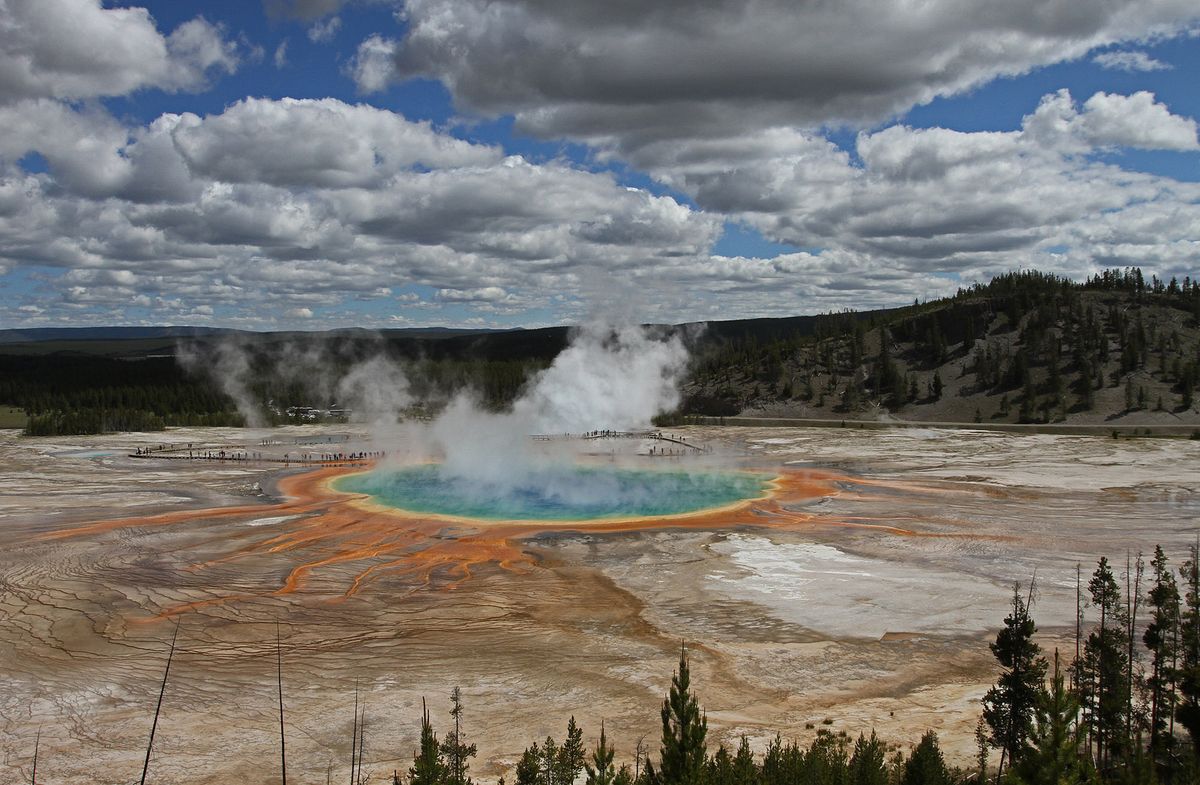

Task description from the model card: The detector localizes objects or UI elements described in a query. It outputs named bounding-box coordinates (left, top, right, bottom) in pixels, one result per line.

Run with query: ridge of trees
left=5, top=267, right=1199, bottom=435
left=681, top=267, right=1200, bottom=421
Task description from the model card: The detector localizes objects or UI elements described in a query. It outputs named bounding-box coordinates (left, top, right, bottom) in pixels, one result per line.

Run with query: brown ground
left=2, top=425, right=1196, bottom=783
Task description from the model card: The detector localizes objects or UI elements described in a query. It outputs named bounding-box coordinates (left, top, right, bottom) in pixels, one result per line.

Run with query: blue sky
left=0, top=0, right=1197, bottom=329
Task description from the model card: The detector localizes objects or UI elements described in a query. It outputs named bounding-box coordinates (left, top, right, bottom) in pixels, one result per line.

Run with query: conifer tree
left=440, top=687, right=477, bottom=785
left=732, top=736, right=758, bottom=785
left=647, top=644, right=708, bottom=785
left=1178, top=541, right=1200, bottom=756
left=585, top=723, right=616, bottom=785
left=848, top=732, right=887, bottom=785
left=1009, top=652, right=1087, bottom=785
left=410, top=701, right=446, bottom=785
left=516, top=743, right=543, bottom=785
left=982, top=584, right=1048, bottom=778
left=556, top=718, right=585, bottom=785
left=1144, top=545, right=1180, bottom=757
left=900, top=732, right=949, bottom=785
left=1080, top=556, right=1131, bottom=769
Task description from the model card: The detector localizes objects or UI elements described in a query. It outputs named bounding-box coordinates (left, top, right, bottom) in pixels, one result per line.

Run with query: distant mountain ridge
left=0, top=325, right=511, bottom=344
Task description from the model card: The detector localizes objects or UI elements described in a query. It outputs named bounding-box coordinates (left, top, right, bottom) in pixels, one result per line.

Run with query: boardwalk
left=531, top=430, right=710, bottom=453
left=128, top=442, right=379, bottom=467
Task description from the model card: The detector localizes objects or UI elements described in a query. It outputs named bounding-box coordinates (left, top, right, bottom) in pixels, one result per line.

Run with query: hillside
left=3, top=268, right=1199, bottom=434
left=680, top=269, right=1200, bottom=427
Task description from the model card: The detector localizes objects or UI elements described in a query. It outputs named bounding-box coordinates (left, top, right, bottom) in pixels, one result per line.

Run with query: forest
left=3, top=267, right=1199, bottom=435
left=682, top=269, right=1200, bottom=422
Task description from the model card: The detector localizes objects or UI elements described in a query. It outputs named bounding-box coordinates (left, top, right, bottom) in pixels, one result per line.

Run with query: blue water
left=334, top=464, right=770, bottom=521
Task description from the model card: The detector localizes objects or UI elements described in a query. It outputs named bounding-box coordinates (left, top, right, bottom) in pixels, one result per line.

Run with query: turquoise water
left=334, top=464, right=770, bottom=521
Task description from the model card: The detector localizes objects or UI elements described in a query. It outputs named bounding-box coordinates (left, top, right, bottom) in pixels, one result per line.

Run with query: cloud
left=351, top=0, right=1200, bottom=144
left=1093, top=49, right=1173, bottom=71
left=307, top=16, right=342, bottom=43
left=274, top=39, right=289, bottom=69
left=436, top=286, right=514, bottom=303
left=170, top=97, right=500, bottom=188
left=1, top=82, right=1196, bottom=329
left=1023, top=89, right=1199, bottom=151
left=0, top=96, right=726, bottom=327
left=349, top=35, right=400, bottom=94
left=0, top=0, right=241, bottom=104
left=619, top=89, right=1200, bottom=286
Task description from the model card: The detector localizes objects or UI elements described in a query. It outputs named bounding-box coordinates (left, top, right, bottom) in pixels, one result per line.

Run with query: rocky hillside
left=680, top=269, right=1200, bottom=426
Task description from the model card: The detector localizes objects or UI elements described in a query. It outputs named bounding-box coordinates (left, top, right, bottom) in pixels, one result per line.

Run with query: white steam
left=178, top=323, right=694, bottom=503
left=177, top=336, right=266, bottom=427
left=427, top=323, right=690, bottom=495
left=512, top=324, right=689, bottom=433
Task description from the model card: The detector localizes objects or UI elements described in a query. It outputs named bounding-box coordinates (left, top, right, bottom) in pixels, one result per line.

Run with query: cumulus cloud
left=349, top=35, right=400, bottom=94
left=617, top=89, right=1200, bottom=289
left=170, top=97, right=500, bottom=188
left=1023, top=89, right=1199, bottom=151
left=0, top=96, right=727, bottom=327
left=0, top=0, right=241, bottom=104
left=1, top=82, right=1196, bottom=329
left=1093, top=49, right=1173, bottom=71
left=351, top=0, right=1200, bottom=144
left=307, top=16, right=342, bottom=43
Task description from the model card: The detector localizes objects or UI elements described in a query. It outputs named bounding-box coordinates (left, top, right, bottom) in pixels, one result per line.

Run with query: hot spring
left=333, top=464, right=773, bottom=522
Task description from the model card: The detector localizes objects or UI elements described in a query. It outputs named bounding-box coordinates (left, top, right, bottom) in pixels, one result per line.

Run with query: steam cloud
left=178, top=323, right=692, bottom=502
left=429, top=323, right=690, bottom=492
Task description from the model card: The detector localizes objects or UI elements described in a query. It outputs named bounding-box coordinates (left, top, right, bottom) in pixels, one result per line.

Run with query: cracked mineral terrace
left=2, top=425, right=1197, bottom=783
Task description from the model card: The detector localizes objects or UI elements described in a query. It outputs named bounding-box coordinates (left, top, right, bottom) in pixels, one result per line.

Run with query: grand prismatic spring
left=2, top=424, right=1199, bottom=783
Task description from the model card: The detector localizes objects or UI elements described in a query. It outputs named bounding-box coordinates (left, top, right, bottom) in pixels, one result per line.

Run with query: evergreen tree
left=900, top=732, right=949, bottom=785
left=556, top=717, right=585, bottom=785
left=731, top=737, right=758, bottom=785
left=647, top=645, right=708, bottom=785
left=848, top=732, right=888, bottom=785
left=708, top=745, right=733, bottom=785
left=1144, top=545, right=1180, bottom=758
left=1009, top=652, right=1087, bottom=785
left=410, top=701, right=446, bottom=785
left=439, top=687, right=477, bottom=785
left=585, top=723, right=616, bottom=785
left=1080, top=557, right=1131, bottom=769
left=982, top=584, right=1048, bottom=778
left=516, top=743, right=543, bottom=785
left=1178, top=541, right=1200, bottom=757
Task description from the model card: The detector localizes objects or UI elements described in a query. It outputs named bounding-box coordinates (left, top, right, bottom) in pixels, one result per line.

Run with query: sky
left=0, top=0, right=1198, bottom=330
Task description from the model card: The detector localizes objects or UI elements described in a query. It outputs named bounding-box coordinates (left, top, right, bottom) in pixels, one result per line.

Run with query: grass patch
left=0, top=406, right=28, bottom=429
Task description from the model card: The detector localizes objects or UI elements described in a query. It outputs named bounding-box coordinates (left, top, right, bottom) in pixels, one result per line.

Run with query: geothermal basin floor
left=1, top=425, right=1197, bottom=783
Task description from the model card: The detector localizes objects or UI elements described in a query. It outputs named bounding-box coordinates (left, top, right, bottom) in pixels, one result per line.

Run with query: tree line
left=682, top=267, right=1200, bottom=422
left=980, top=544, right=1200, bottom=784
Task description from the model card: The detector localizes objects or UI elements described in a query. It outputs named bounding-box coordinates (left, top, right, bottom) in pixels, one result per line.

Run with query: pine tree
left=848, top=732, right=888, bottom=785
left=731, top=736, right=758, bottom=785
left=982, top=584, right=1048, bottom=778
left=1178, top=541, right=1200, bottom=757
left=409, top=701, right=446, bottom=785
left=1080, top=557, right=1131, bottom=769
left=647, top=644, right=708, bottom=785
left=708, top=745, right=733, bottom=785
left=1144, top=545, right=1180, bottom=758
left=439, top=687, right=476, bottom=785
left=516, top=743, right=543, bottom=785
left=585, top=723, right=616, bottom=785
left=1009, top=652, right=1087, bottom=785
left=900, top=731, right=949, bottom=785
left=556, top=717, right=585, bottom=785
